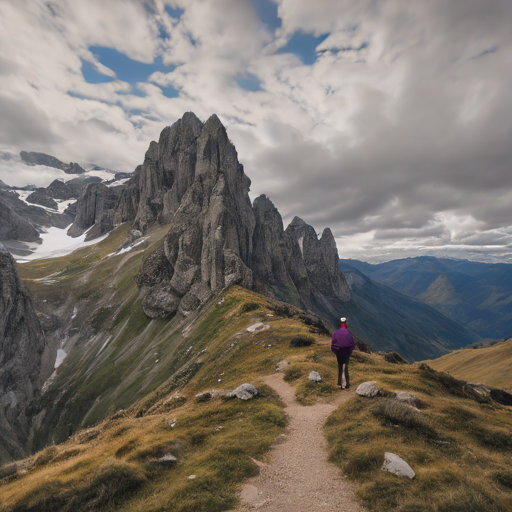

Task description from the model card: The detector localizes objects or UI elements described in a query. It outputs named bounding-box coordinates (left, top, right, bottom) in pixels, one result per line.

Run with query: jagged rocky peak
left=0, top=245, right=46, bottom=463
left=122, top=111, right=349, bottom=326
left=139, top=113, right=256, bottom=318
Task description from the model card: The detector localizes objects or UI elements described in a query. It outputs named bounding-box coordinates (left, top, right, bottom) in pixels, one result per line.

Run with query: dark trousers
left=334, top=349, right=352, bottom=387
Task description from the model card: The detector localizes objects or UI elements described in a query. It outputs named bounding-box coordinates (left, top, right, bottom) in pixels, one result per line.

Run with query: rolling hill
left=426, top=338, right=512, bottom=391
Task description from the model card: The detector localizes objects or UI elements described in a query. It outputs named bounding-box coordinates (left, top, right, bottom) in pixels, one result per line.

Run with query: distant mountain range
left=339, top=256, right=512, bottom=341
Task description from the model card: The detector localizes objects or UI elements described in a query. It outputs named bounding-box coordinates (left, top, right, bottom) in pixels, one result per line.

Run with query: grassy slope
left=425, top=339, right=512, bottom=391
left=0, top=284, right=511, bottom=510
left=2, top=233, right=510, bottom=511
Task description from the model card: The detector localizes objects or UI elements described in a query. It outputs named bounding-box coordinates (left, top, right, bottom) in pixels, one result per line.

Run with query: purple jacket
left=331, top=327, right=355, bottom=351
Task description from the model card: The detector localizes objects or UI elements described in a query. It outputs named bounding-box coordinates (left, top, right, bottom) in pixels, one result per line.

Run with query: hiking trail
left=233, top=373, right=365, bottom=511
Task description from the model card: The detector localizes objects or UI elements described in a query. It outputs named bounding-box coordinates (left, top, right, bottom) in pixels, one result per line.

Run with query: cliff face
left=67, top=183, right=121, bottom=239
left=132, top=113, right=351, bottom=326
left=0, top=246, right=46, bottom=463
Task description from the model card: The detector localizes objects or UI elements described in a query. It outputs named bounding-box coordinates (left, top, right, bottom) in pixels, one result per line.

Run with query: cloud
left=1, top=0, right=512, bottom=262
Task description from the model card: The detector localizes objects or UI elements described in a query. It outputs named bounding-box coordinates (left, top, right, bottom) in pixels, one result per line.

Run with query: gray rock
left=135, top=247, right=174, bottom=288
left=142, top=283, right=180, bottom=319
left=20, top=151, right=66, bottom=169
left=0, top=200, right=40, bottom=242
left=26, top=189, right=58, bottom=210
left=233, top=383, right=258, bottom=400
left=46, top=179, right=76, bottom=200
left=381, top=452, right=415, bottom=479
left=308, top=371, right=322, bottom=382
left=67, top=182, right=121, bottom=238
left=356, top=381, right=380, bottom=397
left=157, top=454, right=178, bottom=466
left=0, top=248, right=46, bottom=464
left=394, top=391, right=419, bottom=407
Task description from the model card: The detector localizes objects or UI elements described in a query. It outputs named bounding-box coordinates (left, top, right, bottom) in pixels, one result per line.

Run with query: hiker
left=331, top=317, right=355, bottom=389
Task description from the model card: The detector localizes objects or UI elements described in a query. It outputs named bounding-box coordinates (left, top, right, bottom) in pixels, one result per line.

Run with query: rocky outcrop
left=131, top=113, right=351, bottom=326
left=0, top=246, right=46, bottom=463
left=26, top=189, right=58, bottom=210
left=0, top=201, right=40, bottom=242
left=46, top=179, right=76, bottom=201
left=0, top=190, right=73, bottom=233
left=67, top=183, right=121, bottom=238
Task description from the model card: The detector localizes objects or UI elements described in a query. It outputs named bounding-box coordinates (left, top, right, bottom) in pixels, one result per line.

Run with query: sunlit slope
left=425, top=338, right=512, bottom=390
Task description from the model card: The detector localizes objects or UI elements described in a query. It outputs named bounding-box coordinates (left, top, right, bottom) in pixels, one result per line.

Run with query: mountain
left=20, top=151, right=85, bottom=174
left=0, top=112, right=485, bottom=463
left=425, top=338, right=512, bottom=390
left=0, top=245, right=48, bottom=463
left=340, top=256, right=512, bottom=340
left=338, top=262, right=477, bottom=361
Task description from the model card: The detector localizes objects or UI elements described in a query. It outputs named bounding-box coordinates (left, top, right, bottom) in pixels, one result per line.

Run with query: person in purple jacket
left=331, top=317, right=356, bottom=389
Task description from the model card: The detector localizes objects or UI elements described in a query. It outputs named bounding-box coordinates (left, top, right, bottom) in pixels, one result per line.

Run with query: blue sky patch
left=158, top=85, right=180, bottom=98
left=249, top=0, right=281, bottom=31
left=277, top=32, right=329, bottom=65
left=84, top=46, right=172, bottom=85
left=164, top=5, right=184, bottom=19
left=81, top=59, right=114, bottom=84
left=234, top=74, right=263, bottom=92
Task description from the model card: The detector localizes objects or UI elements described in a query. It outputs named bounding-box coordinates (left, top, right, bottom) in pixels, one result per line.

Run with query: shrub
left=239, top=302, right=260, bottom=314
left=373, top=399, right=438, bottom=439
left=283, top=366, right=303, bottom=382
left=66, top=459, right=146, bottom=511
left=290, top=334, right=315, bottom=347
left=34, top=445, right=58, bottom=467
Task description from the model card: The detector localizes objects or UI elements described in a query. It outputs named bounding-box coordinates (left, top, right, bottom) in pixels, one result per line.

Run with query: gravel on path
left=233, top=373, right=365, bottom=511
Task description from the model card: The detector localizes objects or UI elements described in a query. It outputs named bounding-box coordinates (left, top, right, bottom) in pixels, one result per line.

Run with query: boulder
left=381, top=452, right=415, bottom=479
left=356, top=381, right=380, bottom=397
left=233, top=383, right=258, bottom=400
left=394, top=391, right=419, bottom=408
left=157, top=454, right=178, bottom=467
left=308, top=371, right=322, bottom=382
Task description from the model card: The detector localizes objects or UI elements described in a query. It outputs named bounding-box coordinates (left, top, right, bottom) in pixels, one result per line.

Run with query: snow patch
left=298, top=236, right=304, bottom=256
left=16, top=227, right=109, bottom=262
left=98, top=336, right=112, bottom=355
left=55, top=349, right=67, bottom=368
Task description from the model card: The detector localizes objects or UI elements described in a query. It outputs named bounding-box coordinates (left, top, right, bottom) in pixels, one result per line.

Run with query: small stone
left=158, top=454, right=178, bottom=467
left=394, top=391, right=419, bottom=407
left=308, top=371, right=322, bottom=382
left=188, top=474, right=196, bottom=479
left=233, top=383, right=258, bottom=400
left=275, top=360, right=290, bottom=372
left=381, top=452, right=415, bottom=479
left=356, top=381, right=380, bottom=397
left=247, top=322, right=270, bottom=333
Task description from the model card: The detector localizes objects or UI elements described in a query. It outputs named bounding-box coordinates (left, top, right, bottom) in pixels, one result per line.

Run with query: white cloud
left=1, top=0, right=512, bottom=262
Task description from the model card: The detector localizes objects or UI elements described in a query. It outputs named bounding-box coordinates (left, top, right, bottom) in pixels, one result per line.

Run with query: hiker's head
left=340, top=317, right=347, bottom=329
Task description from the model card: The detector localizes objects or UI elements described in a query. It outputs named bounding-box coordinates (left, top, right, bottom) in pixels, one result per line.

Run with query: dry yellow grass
left=426, top=338, right=512, bottom=391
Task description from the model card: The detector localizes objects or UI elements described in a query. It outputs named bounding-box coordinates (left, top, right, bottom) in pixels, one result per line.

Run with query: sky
left=1, top=0, right=512, bottom=263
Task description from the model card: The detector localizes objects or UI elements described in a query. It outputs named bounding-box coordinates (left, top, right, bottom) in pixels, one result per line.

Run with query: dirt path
left=233, top=373, right=365, bottom=511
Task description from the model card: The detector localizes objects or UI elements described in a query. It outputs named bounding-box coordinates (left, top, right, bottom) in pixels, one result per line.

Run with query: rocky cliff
left=0, top=245, right=46, bottom=463
left=131, top=113, right=351, bottom=327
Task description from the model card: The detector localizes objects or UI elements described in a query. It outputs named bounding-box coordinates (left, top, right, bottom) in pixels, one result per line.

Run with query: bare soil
left=233, top=373, right=365, bottom=511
